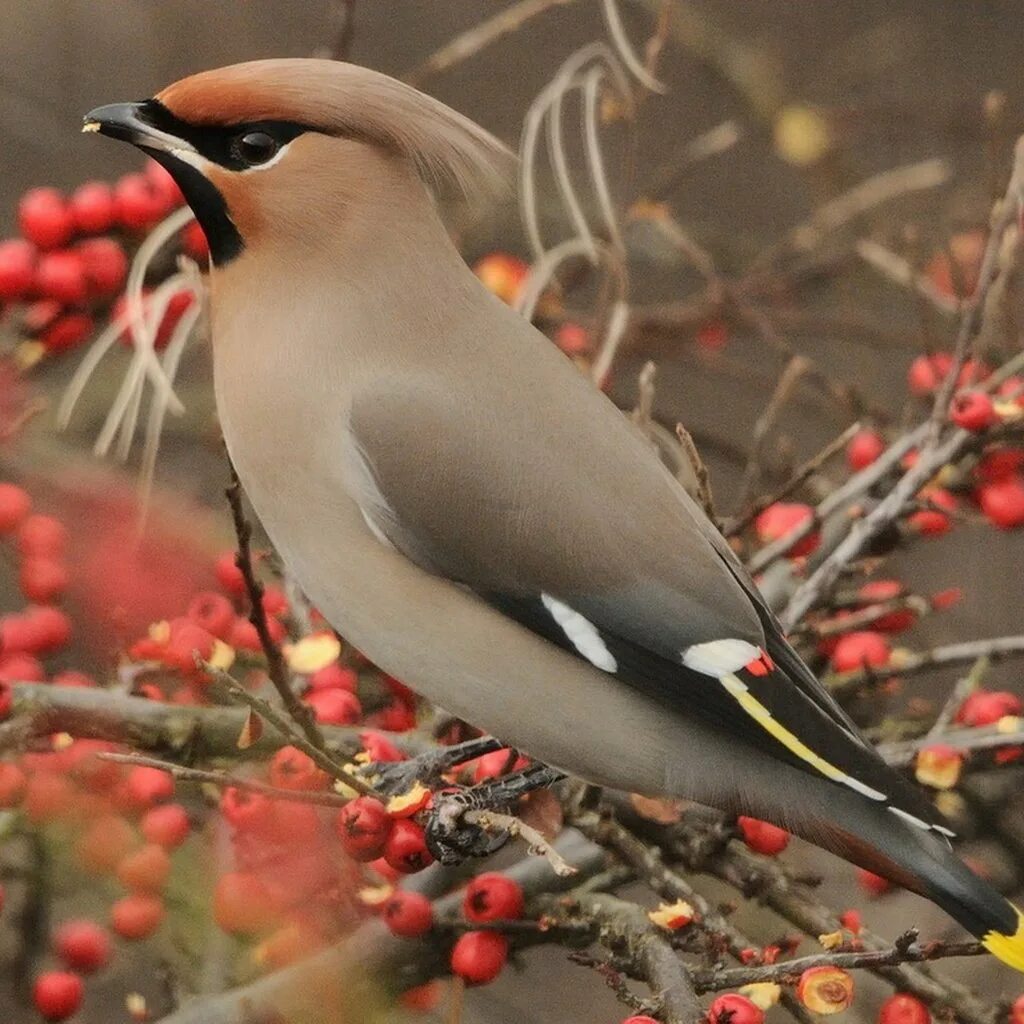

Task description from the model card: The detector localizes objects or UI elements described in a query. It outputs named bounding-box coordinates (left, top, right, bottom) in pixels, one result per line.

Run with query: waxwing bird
left=84, top=58, right=1023, bottom=970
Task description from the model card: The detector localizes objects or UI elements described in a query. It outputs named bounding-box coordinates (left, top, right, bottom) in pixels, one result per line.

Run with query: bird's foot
left=360, top=735, right=503, bottom=796
left=424, top=764, right=567, bottom=865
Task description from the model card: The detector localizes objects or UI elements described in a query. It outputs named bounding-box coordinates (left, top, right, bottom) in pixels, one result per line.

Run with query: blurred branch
left=2, top=683, right=428, bottom=761
left=403, top=0, right=578, bottom=87
left=314, top=0, right=358, bottom=61
left=828, top=634, right=1024, bottom=699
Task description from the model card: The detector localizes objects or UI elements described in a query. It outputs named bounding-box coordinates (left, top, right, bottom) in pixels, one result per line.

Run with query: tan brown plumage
left=82, top=58, right=1024, bottom=969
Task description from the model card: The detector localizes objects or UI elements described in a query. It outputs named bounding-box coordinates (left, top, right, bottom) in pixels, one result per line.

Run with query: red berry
left=976, top=448, right=1024, bottom=482
left=950, top=390, right=995, bottom=432
left=305, top=687, right=361, bottom=725
left=260, top=586, right=289, bottom=618
left=335, top=796, right=392, bottom=861
left=214, top=551, right=246, bottom=595
left=117, top=842, right=171, bottom=893
left=383, top=819, right=433, bottom=874
left=22, top=299, right=62, bottom=334
left=978, top=476, right=1024, bottom=529
left=755, top=502, right=819, bottom=557
left=186, top=591, right=235, bottom=639
left=53, top=670, right=95, bottom=688
left=269, top=746, right=328, bottom=791
left=77, top=237, right=128, bottom=297
left=908, top=353, right=949, bottom=396
left=0, top=483, right=31, bottom=532
left=956, top=690, right=1022, bottom=727
left=308, top=662, right=358, bottom=692
left=124, top=765, right=174, bottom=809
left=141, top=803, right=190, bottom=849
left=0, top=652, right=44, bottom=683
left=111, top=893, right=164, bottom=939
left=33, top=971, right=83, bottom=1021
left=450, top=930, right=508, bottom=985
left=181, top=219, right=210, bottom=261
left=696, top=319, right=729, bottom=352
left=474, top=253, right=528, bottom=304
left=0, top=762, right=27, bottom=807
left=856, top=866, right=892, bottom=896
left=857, top=579, right=915, bottom=632
left=0, top=681, right=12, bottom=720
left=19, top=558, right=68, bottom=603
left=144, top=158, right=185, bottom=209
left=19, top=188, right=73, bottom=250
left=707, top=993, right=765, bottom=1024
left=213, top=872, right=278, bottom=935
left=1010, top=995, right=1024, bottom=1024
left=737, top=816, right=790, bottom=856
left=0, top=239, right=37, bottom=300
left=114, top=173, right=166, bottom=231
left=77, top=814, right=138, bottom=875
left=18, top=514, right=67, bottom=558
left=830, top=630, right=890, bottom=673
left=360, top=730, right=406, bottom=763
left=41, top=312, right=94, bottom=353
left=554, top=322, right=590, bottom=356
left=162, top=617, right=216, bottom=671
left=54, top=918, right=111, bottom=973
left=154, top=289, right=196, bottom=348
left=220, top=787, right=269, bottom=831
left=463, top=873, right=525, bottom=922
left=70, top=181, right=116, bottom=234
left=846, top=428, right=885, bottom=470
left=838, top=908, right=862, bottom=935
left=472, top=749, right=530, bottom=783
left=908, top=487, right=957, bottom=536
left=383, top=890, right=434, bottom=937
left=35, top=249, right=88, bottom=304
left=21, top=605, right=72, bottom=653
left=879, top=993, right=930, bottom=1024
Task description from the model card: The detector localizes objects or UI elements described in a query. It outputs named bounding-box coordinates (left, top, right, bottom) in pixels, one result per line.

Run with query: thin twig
left=463, top=808, right=577, bottom=877
left=826, top=635, right=1024, bottom=698
left=212, top=668, right=376, bottom=798
left=727, top=422, right=860, bottom=537
left=225, top=466, right=325, bottom=751
left=96, top=751, right=351, bottom=807
left=403, top=0, right=578, bottom=87
left=688, top=934, right=985, bottom=993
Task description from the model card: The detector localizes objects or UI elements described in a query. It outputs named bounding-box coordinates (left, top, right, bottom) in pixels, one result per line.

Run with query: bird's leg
left=425, top=763, right=567, bottom=864
left=360, top=735, right=504, bottom=796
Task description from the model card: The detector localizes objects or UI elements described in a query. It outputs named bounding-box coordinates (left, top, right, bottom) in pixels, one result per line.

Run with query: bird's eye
left=232, top=130, right=279, bottom=167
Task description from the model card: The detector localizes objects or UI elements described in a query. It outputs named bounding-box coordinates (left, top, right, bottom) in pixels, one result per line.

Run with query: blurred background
left=2, top=2, right=1024, bottom=1021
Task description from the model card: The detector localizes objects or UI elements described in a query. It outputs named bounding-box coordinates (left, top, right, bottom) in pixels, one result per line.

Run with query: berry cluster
left=0, top=163, right=207, bottom=362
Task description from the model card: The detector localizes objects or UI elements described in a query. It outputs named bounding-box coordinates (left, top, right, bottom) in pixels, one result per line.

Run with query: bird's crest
left=156, top=59, right=515, bottom=201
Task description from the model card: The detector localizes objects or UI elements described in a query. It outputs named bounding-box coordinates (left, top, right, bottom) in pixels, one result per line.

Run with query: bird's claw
left=424, top=787, right=511, bottom=864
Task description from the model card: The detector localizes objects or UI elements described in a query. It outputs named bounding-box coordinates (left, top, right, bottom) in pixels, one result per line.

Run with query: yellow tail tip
left=983, top=906, right=1024, bottom=973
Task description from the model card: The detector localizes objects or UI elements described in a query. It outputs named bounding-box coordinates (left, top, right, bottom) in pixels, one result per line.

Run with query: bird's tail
left=771, top=771, right=1024, bottom=972
left=917, top=844, right=1024, bottom=970
left=819, top=801, right=1024, bottom=971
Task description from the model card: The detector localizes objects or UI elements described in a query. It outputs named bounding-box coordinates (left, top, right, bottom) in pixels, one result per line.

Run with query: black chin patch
left=141, top=147, right=243, bottom=267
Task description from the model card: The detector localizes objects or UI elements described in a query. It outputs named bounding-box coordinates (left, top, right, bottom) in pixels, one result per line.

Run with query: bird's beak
left=82, top=101, right=197, bottom=158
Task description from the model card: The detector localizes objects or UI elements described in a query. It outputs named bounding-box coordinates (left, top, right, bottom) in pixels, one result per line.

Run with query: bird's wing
left=347, top=371, right=948, bottom=835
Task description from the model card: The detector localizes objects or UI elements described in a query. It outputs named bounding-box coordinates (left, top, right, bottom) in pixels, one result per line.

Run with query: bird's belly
left=231, top=457, right=752, bottom=803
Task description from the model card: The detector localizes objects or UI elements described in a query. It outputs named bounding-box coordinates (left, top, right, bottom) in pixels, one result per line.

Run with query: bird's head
left=83, top=59, right=513, bottom=266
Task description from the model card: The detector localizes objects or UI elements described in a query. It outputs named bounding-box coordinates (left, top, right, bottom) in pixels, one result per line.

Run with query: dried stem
left=96, top=751, right=351, bottom=807
left=225, top=466, right=325, bottom=751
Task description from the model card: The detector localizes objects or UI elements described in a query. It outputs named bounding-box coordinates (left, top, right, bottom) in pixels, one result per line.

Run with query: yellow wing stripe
left=720, top=673, right=886, bottom=801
